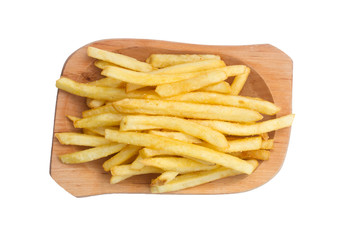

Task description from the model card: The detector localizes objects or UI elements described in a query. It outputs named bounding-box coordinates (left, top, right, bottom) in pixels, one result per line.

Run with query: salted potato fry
left=55, top=132, right=113, bottom=147
left=113, top=99, right=263, bottom=123
left=155, top=70, right=227, bottom=97
left=230, top=67, right=251, bottom=95
left=199, top=81, right=231, bottom=93
left=103, top=145, right=141, bottom=171
left=105, top=130, right=256, bottom=174
left=120, top=115, right=228, bottom=148
left=130, top=154, right=145, bottom=170
left=140, top=157, right=217, bottom=173
left=110, top=165, right=163, bottom=184
left=151, top=171, right=179, bottom=186
left=232, top=150, right=270, bottom=161
left=84, top=126, right=118, bottom=136
left=146, top=54, right=221, bottom=68
left=203, top=136, right=262, bottom=153
left=166, top=92, right=280, bottom=115
left=148, top=130, right=202, bottom=144
left=82, top=103, right=118, bottom=118
left=59, top=143, right=125, bottom=164
left=88, top=47, right=153, bottom=72
left=139, top=148, right=170, bottom=158
left=261, top=139, right=274, bottom=149
left=66, top=115, right=80, bottom=123
left=86, top=98, right=106, bottom=109
left=151, top=59, right=226, bottom=74
left=88, top=77, right=125, bottom=88
left=151, top=160, right=258, bottom=193
left=126, top=83, right=146, bottom=92
left=111, top=164, right=163, bottom=176
left=93, top=60, right=117, bottom=70
left=74, top=113, right=123, bottom=128
left=193, top=114, right=295, bottom=136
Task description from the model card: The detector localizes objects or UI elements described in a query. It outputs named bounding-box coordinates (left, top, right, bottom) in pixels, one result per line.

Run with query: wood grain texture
left=50, top=39, right=293, bottom=197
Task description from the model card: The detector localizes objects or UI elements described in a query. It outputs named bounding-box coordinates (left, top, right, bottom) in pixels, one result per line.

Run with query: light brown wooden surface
left=50, top=39, right=293, bottom=197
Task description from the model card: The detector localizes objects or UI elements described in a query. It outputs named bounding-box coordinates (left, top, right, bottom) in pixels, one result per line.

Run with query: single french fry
left=66, top=115, right=81, bottom=123
left=203, top=136, right=262, bottom=153
left=86, top=98, right=106, bottom=109
left=199, top=81, right=231, bottom=94
left=101, top=65, right=246, bottom=86
left=110, top=165, right=163, bottom=184
left=113, top=99, right=263, bottom=123
left=230, top=67, right=251, bottom=95
left=155, top=70, right=227, bottom=97
left=84, top=126, right=118, bottom=136
left=193, top=114, right=295, bottom=136
left=88, top=76, right=125, bottom=88
left=151, top=160, right=259, bottom=193
left=111, top=164, right=163, bottom=176
left=231, top=150, right=270, bottom=161
left=55, top=132, right=113, bottom=147
left=130, top=154, right=145, bottom=170
left=74, top=113, right=123, bottom=128
left=82, top=128, right=101, bottom=136
left=120, top=115, right=228, bottom=148
left=151, top=171, right=179, bottom=186
left=93, top=60, right=117, bottom=70
left=105, top=130, right=256, bottom=174
left=87, top=47, right=153, bottom=72
left=56, top=77, right=159, bottom=101
left=103, top=145, right=141, bottom=171
left=139, top=148, right=170, bottom=158
left=82, top=103, right=118, bottom=118
left=166, top=91, right=280, bottom=115
left=151, top=59, right=226, bottom=74
left=126, top=83, right=146, bottom=92
left=59, top=143, right=125, bottom=164
left=140, top=157, right=217, bottom=174
left=261, top=139, right=274, bottom=149
left=148, top=130, right=202, bottom=144
left=146, top=54, right=221, bottom=68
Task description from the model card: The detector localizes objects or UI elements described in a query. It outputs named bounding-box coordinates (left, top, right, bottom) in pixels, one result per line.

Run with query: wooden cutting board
left=50, top=39, right=293, bottom=197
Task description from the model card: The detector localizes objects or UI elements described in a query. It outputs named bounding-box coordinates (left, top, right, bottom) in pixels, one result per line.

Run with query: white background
left=1, top=0, right=359, bottom=239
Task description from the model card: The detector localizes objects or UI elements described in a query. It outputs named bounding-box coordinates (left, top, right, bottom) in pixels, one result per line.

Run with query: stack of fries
left=55, top=47, right=294, bottom=193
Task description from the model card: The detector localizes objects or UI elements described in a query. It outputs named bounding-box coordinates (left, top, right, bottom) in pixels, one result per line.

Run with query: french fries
left=120, top=115, right=228, bottom=148
left=55, top=48, right=294, bottom=193
left=113, top=98, right=263, bottom=122
left=146, top=54, right=221, bottom=68
left=88, top=47, right=153, bottom=72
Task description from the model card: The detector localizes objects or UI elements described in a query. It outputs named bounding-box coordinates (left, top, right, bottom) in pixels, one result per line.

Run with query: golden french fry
left=110, top=165, right=163, bottom=184
left=139, top=148, right=170, bottom=158
left=59, top=143, right=125, bottom=164
left=55, top=132, right=113, bottom=147
left=130, top=154, right=145, bottom=170
left=113, top=99, right=263, bottom=123
left=111, top=164, right=163, bottom=176
left=84, top=126, right=118, bottom=136
left=148, top=130, right=202, bottom=144
left=87, top=47, right=153, bottom=72
left=86, top=98, right=106, bottom=109
left=203, top=136, right=262, bottom=153
left=261, top=139, right=274, bottom=149
left=74, top=113, right=123, bottom=128
left=166, top=92, right=280, bottom=115
left=193, top=114, right=295, bottom=136
left=151, top=59, right=226, bottom=74
left=105, top=130, right=255, bottom=174
left=120, top=115, right=228, bottom=148
left=155, top=70, right=227, bottom=97
left=82, top=128, right=101, bottom=136
left=93, top=60, right=117, bottom=70
left=230, top=67, right=251, bottom=95
left=66, top=115, right=80, bottom=123
left=151, top=160, right=259, bottom=193
left=231, top=150, right=270, bottom=161
left=126, top=83, right=146, bottom=92
left=82, top=103, right=118, bottom=118
left=88, top=77, right=125, bottom=88
left=140, top=157, right=217, bottom=173
left=103, top=145, right=141, bottom=171
left=198, top=81, right=231, bottom=94
left=146, top=54, right=221, bottom=68
left=151, top=171, right=179, bottom=186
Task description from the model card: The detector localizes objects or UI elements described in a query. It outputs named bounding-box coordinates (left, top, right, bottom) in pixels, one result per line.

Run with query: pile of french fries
left=55, top=46, right=294, bottom=193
